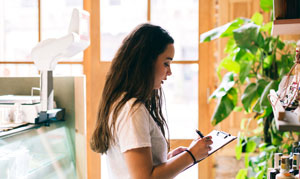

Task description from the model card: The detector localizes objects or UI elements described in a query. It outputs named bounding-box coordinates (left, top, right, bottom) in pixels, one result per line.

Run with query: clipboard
left=185, top=130, right=237, bottom=170
left=199, top=130, right=236, bottom=161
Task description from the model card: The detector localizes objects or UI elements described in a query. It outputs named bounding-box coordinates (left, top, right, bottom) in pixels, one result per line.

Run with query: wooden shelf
left=274, top=111, right=300, bottom=131
left=272, top=18, right=300, bottom=35
left=269, top=89, right=300, bottom=132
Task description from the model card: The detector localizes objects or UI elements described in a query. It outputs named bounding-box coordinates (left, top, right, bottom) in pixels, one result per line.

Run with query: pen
left=196, top=129, right=205, bottom=138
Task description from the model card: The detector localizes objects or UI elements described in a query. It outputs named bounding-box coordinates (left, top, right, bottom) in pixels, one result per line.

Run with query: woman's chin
left=153, top=84, right=162, bottom=89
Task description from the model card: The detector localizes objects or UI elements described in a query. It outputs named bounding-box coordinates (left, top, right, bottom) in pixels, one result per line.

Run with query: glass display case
left=0, top=122, right=76, bottom=179
left=0, top=76, right=87, bottom=179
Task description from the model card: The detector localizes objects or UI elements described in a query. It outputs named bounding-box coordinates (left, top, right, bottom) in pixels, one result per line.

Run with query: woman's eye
left=164, top=63, right=170, bottom=67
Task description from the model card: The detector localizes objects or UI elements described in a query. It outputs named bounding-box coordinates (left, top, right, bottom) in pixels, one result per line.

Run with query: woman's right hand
left=187, top=136, right=213, bottom=161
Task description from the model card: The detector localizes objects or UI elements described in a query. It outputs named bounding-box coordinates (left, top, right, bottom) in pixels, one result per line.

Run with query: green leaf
left=283, top=131, right=290, bottom=138
left=236, top=133, right=244, bottom=160
left=255, top=170, right=264, bottom=179
left=265, top=145, right=277, bottom=152
left=258, top=161, right=267, bottom=167
left=235, top=169, right=248, bottom=179
left=283, top=143, right=290, bottom=150
left=235, top=48, right=246, bottom=61
left=259, top=151, right=267, bottom=159
left=260, top=80, right=279, bottom=107
left=257, top=32, right=265, bottom=48
left=260, top=0, right=273, bottom=12
left=271, top=136, right=282, bottom=146
left=233, top=23, right=260, bottom=54
left=251, top=12, right=263, bottom=25
left=209, top=72, right=235, bottom=99
left=234, top=106, right=243, bottom=112
left=266, top=37, right=278, bottom=53
left=200, top=22, right=232, bottom=42
left=260, top=22, right=273, bottom=34
left=241, top=83, right=259, bottom=113
left=225, top=38, right=236, bottom=53
left=228, top=87, right=238, bottom=106
left=277, top=40, right=285, bottom=50
left=252, top=98, right=262, bottom=114
left=220, top=18, right=248, bottom=37
left=246, top=140, right=257, bottom=153
left=257, top=79, right=269, bottom=95
left=200, top=18, right=245, bottom=43
left=239, top=61, right=252, bottom=84
left=240, top=118, right=247, bottom=130
left=253, top=80, right=277, bottom=114
left=250, top=155, right=260, bottom=165
left=279, top=54, right=295, bottom=76
left=255, top=106, right=273, bottom=119
left=235, top=144, right=242, bottom=160
left=211, top=88, right=238, bottom=125
left=271, top=132, right=282, bottom=146
left=257, top=118, right=264, bottom=125
left=219, top=57, right=240, bottom=74
left=258, top=143, right=267, bottom=151
left=263, top=55, right=273, bottom=68
left=244, top=153, right=249, bottom=168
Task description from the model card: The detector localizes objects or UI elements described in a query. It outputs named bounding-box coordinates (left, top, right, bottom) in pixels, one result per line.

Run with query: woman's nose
left=167, top=67, right=172, bottom=76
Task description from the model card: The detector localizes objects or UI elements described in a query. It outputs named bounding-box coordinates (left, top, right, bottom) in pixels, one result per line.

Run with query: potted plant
left=200, top=0, right=299, bottom=178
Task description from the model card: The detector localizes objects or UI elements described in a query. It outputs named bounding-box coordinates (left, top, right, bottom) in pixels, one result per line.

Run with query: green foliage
left=201, top=14, right=295, bottom=126
left=200, top=0, right=298, bottom=178
left=260, top=0, right=273, bottom=12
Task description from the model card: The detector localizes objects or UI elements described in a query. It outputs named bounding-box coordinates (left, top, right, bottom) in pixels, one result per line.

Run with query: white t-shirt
left=106, top=98, right=168, bottom=179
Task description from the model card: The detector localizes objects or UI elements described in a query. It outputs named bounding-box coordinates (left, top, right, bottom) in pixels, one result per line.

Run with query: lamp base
left=35, top=108, right=65, bottom=123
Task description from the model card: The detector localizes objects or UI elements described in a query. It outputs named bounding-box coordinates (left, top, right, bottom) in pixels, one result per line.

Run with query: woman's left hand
left=167, top=146, right=188, bottom=159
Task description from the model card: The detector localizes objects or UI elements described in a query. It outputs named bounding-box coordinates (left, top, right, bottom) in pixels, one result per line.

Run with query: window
left=100, top=0, right=147, bottom=61
left=0, top=0, right=38, bottom=61
left=164, top=64, right=198, bottom=139
left=41, top=0, right=83, bottom=61
left=151, top=0, right=198, bottom=61
left=0, top=0, right=84, bottom=77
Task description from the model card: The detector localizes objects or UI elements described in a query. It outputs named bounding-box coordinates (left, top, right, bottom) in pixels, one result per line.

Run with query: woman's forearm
left=150, top=150, right=194, bottom=179
left=124, top=137, right=212, bottom=179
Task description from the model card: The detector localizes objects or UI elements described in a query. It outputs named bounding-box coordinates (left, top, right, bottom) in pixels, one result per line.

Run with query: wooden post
left=198, top=0, right=215, bottom=178
left=84, top=0, right=101, bottom=178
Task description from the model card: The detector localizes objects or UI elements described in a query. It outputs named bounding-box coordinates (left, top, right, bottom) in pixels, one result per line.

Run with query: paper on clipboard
left=202, top=130, right=237, bottom=159
left=186, top=129, right=236, bottom=170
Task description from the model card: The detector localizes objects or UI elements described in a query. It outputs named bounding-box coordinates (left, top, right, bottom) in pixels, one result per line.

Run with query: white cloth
left=106, top=98, right=168, bottom=179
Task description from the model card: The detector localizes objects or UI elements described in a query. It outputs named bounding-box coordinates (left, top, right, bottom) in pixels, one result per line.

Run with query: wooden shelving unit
left=269, top=1, right=300, bottom=131
left=272, top=0, right=300, bottom=35
left=274, top=111, right=300, bottom=131
left=269, top=88, right=300, bottom=132
left=272, top=18, right=300, bottom=35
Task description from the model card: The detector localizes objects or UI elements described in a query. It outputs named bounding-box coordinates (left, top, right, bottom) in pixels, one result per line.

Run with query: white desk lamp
left=31, top=8, right=90, bottom=122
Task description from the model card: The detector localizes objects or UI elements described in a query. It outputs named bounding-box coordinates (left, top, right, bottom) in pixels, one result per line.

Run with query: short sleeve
left=116, top=102, right=151, bottom=153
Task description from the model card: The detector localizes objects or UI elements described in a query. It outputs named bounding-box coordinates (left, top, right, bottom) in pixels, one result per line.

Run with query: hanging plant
left=200, top=0, right=298, bottom=178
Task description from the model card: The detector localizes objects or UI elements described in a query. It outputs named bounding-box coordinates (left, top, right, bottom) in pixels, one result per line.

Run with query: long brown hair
left=90, top=23, right=174, bottom=154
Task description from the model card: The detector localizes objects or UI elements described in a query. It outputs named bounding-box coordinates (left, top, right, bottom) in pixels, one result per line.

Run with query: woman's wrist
left=184, top=149, right=197, bottom=165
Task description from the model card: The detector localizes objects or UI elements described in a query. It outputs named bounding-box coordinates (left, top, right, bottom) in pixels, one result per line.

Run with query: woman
left=90, top=23, right=213, bottom=179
